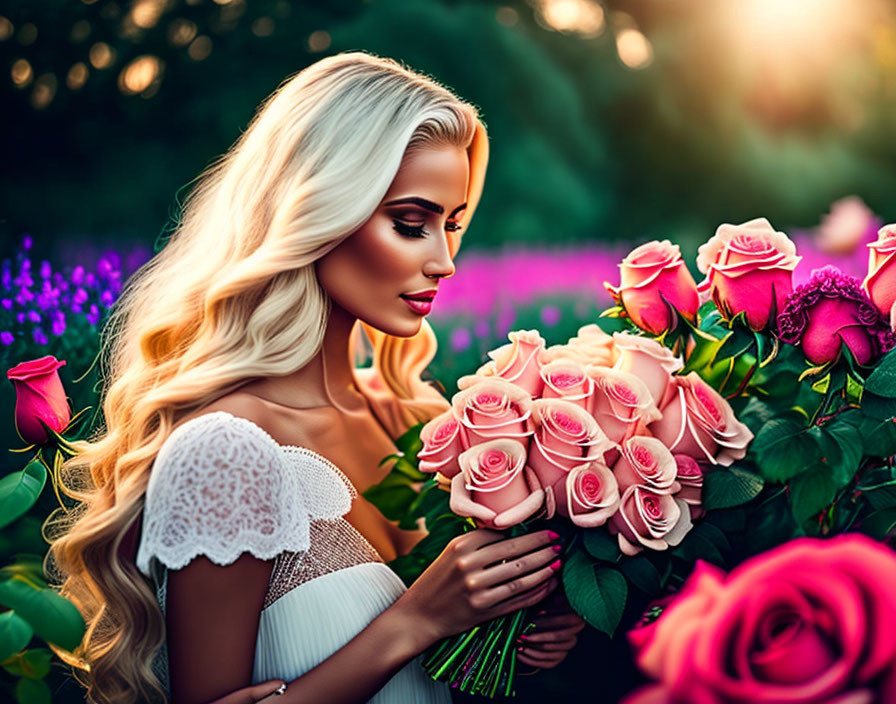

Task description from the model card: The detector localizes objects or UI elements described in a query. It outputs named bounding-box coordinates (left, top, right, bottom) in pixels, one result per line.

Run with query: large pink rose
left=778, top=266, right=896, bottom=366
left=528, top=398, right=614, bottom=490
left=7, top=355, right=71, bottom=445
left=674, top=454, right=704, bottom=520
left=449, top=439, right=545, bottom=529
left=483, top=329, right=546, bottom=397
left=649, top=372, right=753, bottom=466
left=697, top=218, right=801, bottom=331
left=612, top=332, right=683, bottom=408
left=605, top=241, right=700, bottom=335
left=612, top=436, right=678, bottom=494
left=451, top=378, right=533, bottom=446
left=554, top=461, right=620, bottom=528
left=538, top=358, right=594, bottom=412
left=624, top=535, right=896, bottom=704
left=417, top=409, right=468, bottom=478
left=588, top=367, right=661, bottom=446
left=863, top=223, right=896, bottom=319
left=608, top=485, right=692, bottom=556
left=566, top=324, right=619, bottom=367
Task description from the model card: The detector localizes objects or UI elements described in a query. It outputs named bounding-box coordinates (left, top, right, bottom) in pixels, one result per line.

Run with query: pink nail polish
left=549, top=559, right=562, bottom=571
left=552, top=544, right=562, bottom=552
left=547, top=530, right=560, bottom=540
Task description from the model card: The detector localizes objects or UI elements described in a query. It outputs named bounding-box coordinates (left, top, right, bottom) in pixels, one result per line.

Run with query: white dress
left=135, top=411, right=451, bottom=703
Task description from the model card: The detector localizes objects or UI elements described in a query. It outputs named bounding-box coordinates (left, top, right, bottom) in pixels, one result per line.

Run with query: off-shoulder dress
left=135, top=410, right=450, bottom=703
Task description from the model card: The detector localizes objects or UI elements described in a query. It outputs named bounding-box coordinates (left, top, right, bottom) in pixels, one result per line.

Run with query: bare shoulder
left=177, top=390, right=277, bottom=435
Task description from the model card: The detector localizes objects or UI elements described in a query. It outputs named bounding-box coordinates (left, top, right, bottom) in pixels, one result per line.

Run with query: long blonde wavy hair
left=46, top=50, right=489, bottom=704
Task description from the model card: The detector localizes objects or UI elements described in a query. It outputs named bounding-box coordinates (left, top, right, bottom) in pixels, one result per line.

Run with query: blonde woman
left=48, top=52, right=584, bottom=704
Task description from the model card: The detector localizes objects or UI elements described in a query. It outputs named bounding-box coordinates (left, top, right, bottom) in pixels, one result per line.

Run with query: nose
left=423, top=233, right=456, bottom=280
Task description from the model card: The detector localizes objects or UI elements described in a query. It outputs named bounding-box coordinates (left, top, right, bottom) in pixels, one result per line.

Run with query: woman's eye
left=393, top=220, right=427, bottom=239
left=446, top=222, right=463, bottom=233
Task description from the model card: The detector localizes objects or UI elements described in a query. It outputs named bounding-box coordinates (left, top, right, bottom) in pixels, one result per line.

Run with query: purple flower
left=540, top=305, right=561, bottom=326
left=1, top=299, right=11, bottom=310
left=52, top=318, right=66, bottom=336
left=16, top=312, right=26, bottom=324
left=22, top=235, right=33, bottom=250
left=450, top=327, right=472, bottom=353
left=0, top=331, right=13, bottom=346
left=27, top=310, right=41, bottom=323
left=71, top=265, right=85, bottom=286
left=100, top=289, right=115, bottom=307
left=32, top=328, right=48, bottom=345
left=73, top=288, right=88, bottom=305
left=40, top=260, right=51, bottom=279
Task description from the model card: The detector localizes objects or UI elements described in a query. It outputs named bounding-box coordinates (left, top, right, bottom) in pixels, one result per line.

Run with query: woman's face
left=316, top=144, right=470, bottom=337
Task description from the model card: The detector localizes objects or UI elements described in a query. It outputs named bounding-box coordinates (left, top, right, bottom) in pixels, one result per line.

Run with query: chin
left=369, top=315, right=424, bottom=338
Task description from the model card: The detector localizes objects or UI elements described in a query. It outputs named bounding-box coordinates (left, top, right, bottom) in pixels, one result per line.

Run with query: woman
left=48, top=52, right=584, bottom=704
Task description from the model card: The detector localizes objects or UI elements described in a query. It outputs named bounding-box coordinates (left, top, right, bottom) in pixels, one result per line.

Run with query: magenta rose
left=418, top=409, right=468, bottom=478
left=612, top=436, right=678, bottom=494
left=539, top=358, right=594, bottom=411
left=449, top=439, right=545, bottom=529
left=7, top=355, right=71, bottom=445
left=605, top=240, right=700, bottom=335
left=650, top=372, right=753, bottom=466
left=608, top=485, right=693, bottom=556
left=624, top=535, right=896, bottom=704
left=588, top=367, right=661, bottom=446
left=612, top=332, right=683, bottom=408
left=528, top=398, right=614, bottom=490
left=451, top=378, right=533, bottom=446
left=697, top=218, right=801, bottom=331
left=554, top=461, right=620, bottom=528
left=863, top=223, right=896, bottom=319
left=483, top=329, right=546, bottom=397
left=778, top=266, right=896, bottom=366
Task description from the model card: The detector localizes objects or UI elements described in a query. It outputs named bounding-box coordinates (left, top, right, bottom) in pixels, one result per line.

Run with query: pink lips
left=400, top=290, right=437, bottom=315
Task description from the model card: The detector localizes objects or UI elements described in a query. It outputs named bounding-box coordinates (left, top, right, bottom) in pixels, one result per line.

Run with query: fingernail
left=518, top=635, right=529, bottom=641
left=549, top=559, right=562, bottom=571
left=552, top=544, right=562, bottom=552
left=547, top=530, right=560, bottom=540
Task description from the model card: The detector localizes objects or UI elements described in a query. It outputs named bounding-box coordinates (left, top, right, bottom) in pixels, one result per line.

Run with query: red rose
left=7, top=355, right=71, bottom=445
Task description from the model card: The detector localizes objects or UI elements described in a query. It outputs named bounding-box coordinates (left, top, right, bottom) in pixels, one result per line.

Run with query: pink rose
left=484, top=329, right=546, bottom=397
left=7, top=355, right=71, bottom=445
left=778, top=266, right=896, bottom=366
left=451, top=378, right=533, bottom=446
left=817, top=196, right=878, bottom=256
left=417, top=409, right=468, bottom=478
left=538, top=358, right=594, bottom=411
left=605, top=240, right=700, bottom=335
left=588, top=367, right=661, bottom=446
left=566, top=324, right=618, bottom=367
left=612, top=332, right=683, bottom=408
left=449, top=439, right=545, bottom=529
left=697, top=218, right=801, bottom=331
left=674, top=454, right=704, bottom=520
left=608, top=485, right=693, bottom=556
left=625, top=535, right=896, bottom=704
left=649, top=372, right=753, bottom=466
left=863, top=223, right=896, bottom=319
left=554, top=461, right=620, bottom=528
left=528, top=398, right=613, bottom=490
left=612, top=436, right=678, bottom=494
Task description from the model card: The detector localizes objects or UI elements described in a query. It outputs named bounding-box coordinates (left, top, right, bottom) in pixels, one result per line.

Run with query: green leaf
left=752, top=416, right=819, bottom=482
left=394, top=423, right=424, bottom=459
left=864, top=348, right=896, bottom=397
left=0, top=462, right=47, bottom=530
left=562, top=550, right=627, bottom=637
left=0, top=577, right=86, bottom=651
left=864, top=483, right=896, bottom=511
left=391, top=457, right=426, bottom=482
left=582, top=528, right=620, bottom=563
left=2, top=647, right=52, bottom=679
left=702, top=465, right=764, bottom=510
left=809, top=424, right=862, bottom=490
left=671, top=522, right=727, bottom=566
left=618, top=554, right=662, bottom=595
left=15, top=676, right=51, bottom=704
left=788, top=467, right=837, bottom=525
left=860, top=416, right=896, bottom=457
left=0, top=612, right=33, bottom=661
left=861, top=391, right=896, bottom=421
left=859, top=508, right=896, bottom=540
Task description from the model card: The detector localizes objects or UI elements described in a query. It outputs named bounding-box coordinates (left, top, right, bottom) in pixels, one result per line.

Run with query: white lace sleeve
left=135, top=411, right=354, bottom=576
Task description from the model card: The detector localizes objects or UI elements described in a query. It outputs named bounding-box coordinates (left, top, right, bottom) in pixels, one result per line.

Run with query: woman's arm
left=166, top=529, right=562, bottom=704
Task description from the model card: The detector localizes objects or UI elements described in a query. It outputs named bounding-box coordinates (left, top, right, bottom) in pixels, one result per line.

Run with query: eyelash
left=392, top=219, right=463, bottom=239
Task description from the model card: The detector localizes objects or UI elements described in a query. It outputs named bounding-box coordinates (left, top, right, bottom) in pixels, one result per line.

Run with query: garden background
left=2, top=0, right=895, bottom=701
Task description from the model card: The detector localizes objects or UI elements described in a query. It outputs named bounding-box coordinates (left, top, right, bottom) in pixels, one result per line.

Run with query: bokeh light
left=11, top=58, right=33, bottom=88
left=130, top=0, right=167, bottom=29
left=66, top=62, right=89, bottom=91
left=0, top=16, right=13, bottom=41
left=308, top=30, right=331, bottom=53
left=616, top=28, right=653, bottom=69
left=88, top=42, right=115, bottom=69
left=531, top=0, right=605, bottom=38
left=118, top=55, right=163, bottom=96
left=30, top=72, right=57, bottom=109
left=187, top=35, right=212, bottom=61
left=167, top=18, right=197, bottom=47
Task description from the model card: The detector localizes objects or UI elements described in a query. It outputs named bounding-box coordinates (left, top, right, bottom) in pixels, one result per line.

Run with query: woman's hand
left=516, top=591, right=586, bottom=669
left=206, top=679, right=286, bottom=704
left=394, top=528, right=563, bottom=647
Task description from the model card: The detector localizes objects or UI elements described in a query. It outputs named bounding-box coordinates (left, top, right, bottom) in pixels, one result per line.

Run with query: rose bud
left=457, top=360, right=497, bottom=390
left=539, top=358, right=594, bottom=412
left=529, top=398, right=614, bottom=489
left=778, top=265, right=896, bottom=366
left=649, top=372, right=753, bottom=466
left=674, top=454, right=704, bottom=520
left=451, top=378, right=534, bottom=446
left=484, top=329, right=546, bottom=397
left=418, top=409, right=467, bottom=478
left=605, top=240, right=700, bottom=335
left=696, top=218, right=801, bottom=331
left=7, top=355, right=71, bottom=445
left=566, top=324, right=618, bottom=367
left=554, top=461, right=620, bottom=528
left=612, top=332, right=683, bottom=408
left=864, top=223, right=896, bottom=319
left=609, top=485, right=693, bottom=556
left=449, top=439, right=545, bottom=529
left=612, top=436, right=679, bottom=494
left=588, top=367, right=661, bottom=446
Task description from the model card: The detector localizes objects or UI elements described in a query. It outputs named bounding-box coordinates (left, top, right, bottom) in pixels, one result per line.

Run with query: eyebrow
left=383, top=197, right=467, bottom=217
